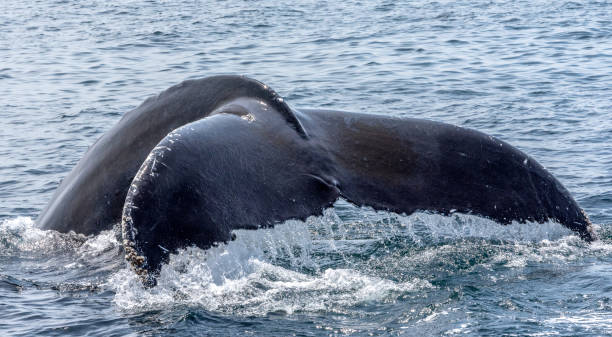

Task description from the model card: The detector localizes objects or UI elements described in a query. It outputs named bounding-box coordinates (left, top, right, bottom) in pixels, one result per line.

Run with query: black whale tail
left=38, top=75, right=305, bottom=235
left=301, top=109, right=597, bottom=242
left=119, top=79, right=596, bottom=287
left=122, top=95, right=338, bottom=285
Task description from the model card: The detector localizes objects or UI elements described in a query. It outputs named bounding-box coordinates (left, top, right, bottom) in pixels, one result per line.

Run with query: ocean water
left=1, top=0, right=611, bottom=336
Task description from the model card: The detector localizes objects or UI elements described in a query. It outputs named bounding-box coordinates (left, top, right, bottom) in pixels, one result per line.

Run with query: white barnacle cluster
left=123, top=231, right=148, bottom=280
left=121, top=189, right=148, bottom=280
left=166, top=130, right=182, bottom=143
left=119, top=142, right=175, bottom=281
left=257, top=100, right=269, bottom=111
left=241, top=113, right=255, bottom=122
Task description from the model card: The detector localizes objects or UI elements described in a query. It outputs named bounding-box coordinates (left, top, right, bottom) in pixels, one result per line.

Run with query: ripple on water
left=1, top=0, right=612, bottom=335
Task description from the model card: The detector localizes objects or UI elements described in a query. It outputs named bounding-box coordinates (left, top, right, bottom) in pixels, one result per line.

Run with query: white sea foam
left=1, top=205, right=602, bottom=318
left=0, top=216, right=84, bottom=255
left=109, top=215, right=433, bottom=315
left=108, top=202, right=599, bottom=316
left=0, top=217, right=121, bottom=259
left=545, top=312, right=612, bottom=331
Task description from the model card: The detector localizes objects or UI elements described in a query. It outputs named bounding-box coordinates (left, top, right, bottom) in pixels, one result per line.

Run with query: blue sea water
left=1, top=0, right=611, bottom=335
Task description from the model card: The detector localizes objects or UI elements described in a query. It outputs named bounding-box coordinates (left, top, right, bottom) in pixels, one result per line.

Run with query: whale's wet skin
left=2, top=0, right=612, bottom=336
left=32, top=74, right=596, bottom=288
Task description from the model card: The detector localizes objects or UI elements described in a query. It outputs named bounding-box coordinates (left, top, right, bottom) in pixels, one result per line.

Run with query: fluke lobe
left=37, top=75, right=596, bottom=285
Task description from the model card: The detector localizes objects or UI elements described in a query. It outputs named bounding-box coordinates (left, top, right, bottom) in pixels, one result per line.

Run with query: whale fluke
left=35, top=76, right=595, bottom=286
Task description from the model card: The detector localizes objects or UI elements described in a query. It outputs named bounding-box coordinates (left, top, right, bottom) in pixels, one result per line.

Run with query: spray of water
left=1, top=202, right=606, bottom=318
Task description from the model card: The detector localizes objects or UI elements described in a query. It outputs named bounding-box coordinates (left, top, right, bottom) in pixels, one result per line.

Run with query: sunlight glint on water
left=1, top=0, right=611, bottom=335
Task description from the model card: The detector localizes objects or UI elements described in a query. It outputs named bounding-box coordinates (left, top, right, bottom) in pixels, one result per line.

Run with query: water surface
left=1, top=0, right=611, bottom=336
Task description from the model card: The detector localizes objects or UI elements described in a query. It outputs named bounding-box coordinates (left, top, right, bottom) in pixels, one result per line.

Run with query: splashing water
left=1, top=200, right=610, bottom=335
left=101, top=201, right=601, bottom=319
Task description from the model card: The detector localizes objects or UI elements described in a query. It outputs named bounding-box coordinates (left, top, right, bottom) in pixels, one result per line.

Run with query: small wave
left=0, top=217, right=86, bottom=256
left=545, top=312, right=612, bottom=331
left=0, top=217, right=121, bottom=259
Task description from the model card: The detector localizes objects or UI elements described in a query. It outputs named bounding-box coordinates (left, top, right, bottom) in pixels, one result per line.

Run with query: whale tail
left=122, top=106, right=596, bottom=287
left=120, top=81, right=595, bottom=286
left=304, top=110, right=596, bottom=242
left=122, top=104, right=339, bottom=285
left=38, top=75, right=306, bottom=235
